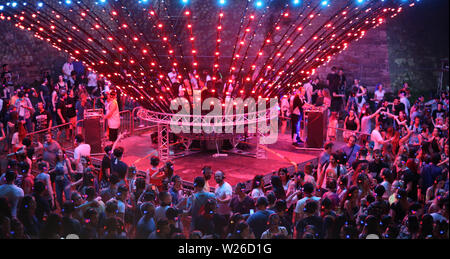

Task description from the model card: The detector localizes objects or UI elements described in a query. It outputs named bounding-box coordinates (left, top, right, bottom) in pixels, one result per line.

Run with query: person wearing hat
left=104, top=90, right=120, bottom=142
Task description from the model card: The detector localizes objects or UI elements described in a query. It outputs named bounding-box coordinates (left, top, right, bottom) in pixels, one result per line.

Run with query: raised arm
left=368, top=107, right=385, bottom=119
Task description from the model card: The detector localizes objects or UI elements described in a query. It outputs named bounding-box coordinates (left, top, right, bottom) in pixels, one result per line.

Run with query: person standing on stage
left=326, top=67, right=345, bottom=113
left=290, top=88, right=305, bottom=145
left=104, top=91, right=120, bottom=142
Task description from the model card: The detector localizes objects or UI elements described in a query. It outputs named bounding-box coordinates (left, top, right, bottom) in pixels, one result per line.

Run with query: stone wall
left=315, top=25, right=391, bottom=93
left=0, top=22, right=67, bottom=85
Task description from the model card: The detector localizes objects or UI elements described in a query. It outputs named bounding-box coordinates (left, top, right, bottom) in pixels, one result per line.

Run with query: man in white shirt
left=371, top=120, right=392, bottom=150
left=214, top=171, right=232, bottom=219
left=73, top=134, right=91, bottom=175
left=293, top=182, right=320, bottom=223
left=62, top=57, right=74, bottom=81
left=0, top=171, right=24, bottom=217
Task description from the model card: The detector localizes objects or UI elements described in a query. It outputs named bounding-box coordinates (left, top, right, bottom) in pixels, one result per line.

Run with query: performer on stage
left=290, top=88, right=305, bottom=145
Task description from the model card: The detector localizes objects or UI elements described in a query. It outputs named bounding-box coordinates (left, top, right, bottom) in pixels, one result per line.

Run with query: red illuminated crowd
left=0, top=61, right=448, bottom=239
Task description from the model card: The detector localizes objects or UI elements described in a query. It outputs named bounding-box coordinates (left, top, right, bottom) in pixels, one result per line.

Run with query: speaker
left=306, top=110, right=327, bottom=148
left=83, top=117, right=103, bottom=153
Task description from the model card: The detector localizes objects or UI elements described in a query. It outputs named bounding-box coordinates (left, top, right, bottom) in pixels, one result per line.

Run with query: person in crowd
left=72, top=134, right=91, bottom=177
left=104, top=91, right=120, bottom=143
left=62, top=57, right=74, bottom=82
left=32, top=102, right=52, bottom=133
left=214, top=171, right=233, bottom=220
left=261, top=213, right=289, bottom=239
left=250, top=175, right=265, bottom=200
left=51, top=149, right=73, bottom=208
left=229, top=183, right=255, bottom=215
left=135, top=202, right=156, bottom=239
left=246, top=197, right=275, bottom=239
left=0, top=171, right=24, bottom=218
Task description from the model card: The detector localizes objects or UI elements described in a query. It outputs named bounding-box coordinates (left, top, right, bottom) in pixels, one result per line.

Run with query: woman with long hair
left=50, top=149, right=73, bottom=208
left=277, top=168, right=291, bottom=193
left=271, top=175, right=287, bottom=200
left=344, top=109, right=360, bottom=140
left=11, top=121, right=27, bottom=153
left=250, top=175, right=265, bottom=200
left=340, top=185, right=360, bottom=223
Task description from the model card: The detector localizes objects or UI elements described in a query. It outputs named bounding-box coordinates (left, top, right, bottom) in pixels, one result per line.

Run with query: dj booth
left=304, top=107, right=328, bottom=148
left=83, top=109, right=105, bottom=154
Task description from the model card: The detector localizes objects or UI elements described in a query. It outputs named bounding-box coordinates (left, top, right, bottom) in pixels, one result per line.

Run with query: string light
left=2, top=0, right=415, bottom=111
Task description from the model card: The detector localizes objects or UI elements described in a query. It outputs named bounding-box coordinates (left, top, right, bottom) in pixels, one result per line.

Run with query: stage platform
left=109, top=132, right=323, bottom=186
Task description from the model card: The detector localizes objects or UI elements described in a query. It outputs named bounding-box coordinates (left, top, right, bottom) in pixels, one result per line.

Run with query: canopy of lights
left=0, top=0, right=419, bottom=112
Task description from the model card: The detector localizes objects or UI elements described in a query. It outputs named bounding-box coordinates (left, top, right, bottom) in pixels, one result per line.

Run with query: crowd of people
left=0, top=60, right=449, bottom=239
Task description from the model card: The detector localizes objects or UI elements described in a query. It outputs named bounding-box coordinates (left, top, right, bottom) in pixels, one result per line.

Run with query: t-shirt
left=393, top=103, right=405, bottom=116
left=326, top=73, right=340, bottom=90
left=368, top=161, right=389, bottom=178
left=154, top=205, right=170, bottom=223
left=106, top=100, right=120, bottom=129
left=251, top=188, right=265, bottom=200
left=110, top=155, right=128, bottom=181
left=215, top=182, right=233, bottom=216
left=32, top=110, right=52, bottom=131
left=420, top=164, right=443, bottom=195
left=246, top=209, right=275, bottom=239
left=87, top=73, right=97, bottom=87
left=74, top=143, right=91, bottom=174
left=65, top=97, right=77, bottom=118
left=432, top=108, right=446, bottom=120
left=101, top=155, right=111, bottom=181
left=43, top=141, right=61, bottom=167
left=319, top=152, right=330, bottom=166
left=229, top=195, right=255, bottom=214
left=188, top=191, right=216, bottom=227
left=294, top=196, right=321, bottom=215
left=360, top=116, right=372, bottom=134
left=0, top=184, right=25, bottom=217
left=296, top=215, right=324, bottom=239
left=261, top=226, right=289, bottom=239
left=136, top=217, right=156, bottom=239
left=371, top=129, right=384, bottom=150
left=38, top=84, right=50, bottom=100
left=75, top=101, right=85, bottom=121
left=61, top=216, right=81, bottom=237
left=342, top=144, right=360, bottom=166
left=374, top=90, right=385, bottom=102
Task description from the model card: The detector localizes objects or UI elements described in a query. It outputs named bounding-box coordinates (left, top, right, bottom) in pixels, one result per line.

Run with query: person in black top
left=229, top=183, right=255, bottom=215
left=326, top=67, right=343, bottom=112
left=32, top=181, right=51, bottom=224
left=368, top=149, right=389, bottom=182
left=38, top=78, right=51, bottom=110
left=100, top=145, right=112, bottom=186
left=392, top=97, right=405, bottom=116
left=110, top=147, right=128, bottom=187
left=290, top=88, right=305, bottom=145
left=296, top=200, right=323, bottom=239
left=32, top=102, right=52, bottom=132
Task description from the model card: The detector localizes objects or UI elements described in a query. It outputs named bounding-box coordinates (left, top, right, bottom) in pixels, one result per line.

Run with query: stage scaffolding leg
left=256, top=129, right=267, bottom=159
left=158, top=123, right=170, bottom=162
